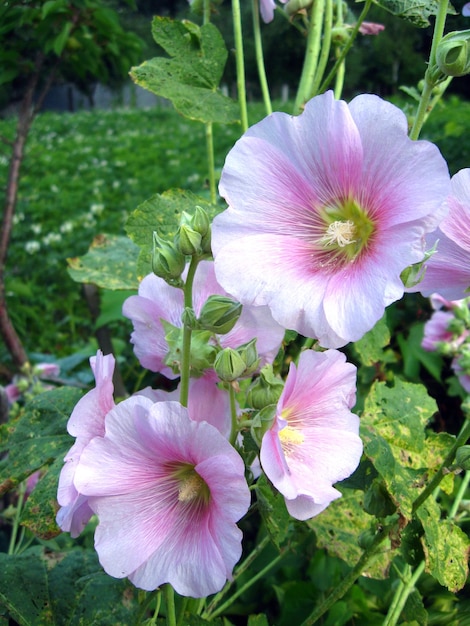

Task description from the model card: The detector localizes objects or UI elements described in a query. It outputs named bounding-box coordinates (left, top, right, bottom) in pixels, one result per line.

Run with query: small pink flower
left=56, top=351, right=115, bottom=538
left=260, top=349, right=362, bottom=520
left=422, top=310, right=457, bottom=351
left=35, top=362, right=60, bottom=378
left=213, top=91, right=450, bottom=348
left=260, top=0, right=288, bottom=23
left=74, top=397, right=250, bottom=597
left=4, top=383, right=20, bottom=405
left=463, top=2, right=470, bottom=16
left=123, top=260, right=284, bottom=375
left=411, top=169, right=470, bottom=301
left=358, top=21, right=385, bottom=35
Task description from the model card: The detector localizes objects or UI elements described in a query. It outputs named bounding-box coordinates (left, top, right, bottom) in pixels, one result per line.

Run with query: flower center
left=178, top=473, right=207, bottom=503
left=279, top=425, right=305, bottom=450
left=317, top=197, right=375, bottom=263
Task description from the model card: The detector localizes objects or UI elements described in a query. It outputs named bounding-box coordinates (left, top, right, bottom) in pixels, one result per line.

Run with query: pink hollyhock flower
left=213, top=91, right=450, bottom=348
left=410, top=169, right=470, bottom=301
left=56, top=350, right=115, bottom=537
left=463, top=2, right=470, bottom=16
left=140, top=369, right=232, bottom=437
left=421, top=310, right=460, bottom=351
left=452, top=354, right=470, bottom=392
left=74, top=397, right=250, bottom=597
left=260, top=349, right=362, bottom=520
left=260, top=0, right=288, bottom=23
left=4, top=383, right=20, bottom=405
left=123, top=260, right=284, bottom=375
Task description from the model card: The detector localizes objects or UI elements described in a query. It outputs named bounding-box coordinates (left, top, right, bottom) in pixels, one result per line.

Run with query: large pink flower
left=122, top=260, right=284, bottom=375
left=411, top=169, right=470, bottom=301
left=260, top=349, right=362, bottom=520
left=74, top=397, right=250, bottom=597
left=213, top=91, right=450, bottom=348
left=56, top=350, right=115, bottom=537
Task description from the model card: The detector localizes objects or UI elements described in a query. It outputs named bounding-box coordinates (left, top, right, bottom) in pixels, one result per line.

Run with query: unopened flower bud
left=192, top=206, right=211, bottom=237
left=247, top=365, right=284, bottom=410
left=214, top=347, right=246, bottom=382
left=285, top=0, right=313, bottom=18
left=251, top=405, right=277, bottom=446
left=200, top=223, right=212, bottom=255
left=176, top=224, right=202, bottom=256
left=181, top=307, right=198, bottom=330
left=237, top=338, right=260, bottom=377
left=152, top=232, right=186, bottom=281
left=456, top=445, right=470, bottom=470
left=436, top=30, right=470, bottom=77
left=198, top=295, right=242, bottom=334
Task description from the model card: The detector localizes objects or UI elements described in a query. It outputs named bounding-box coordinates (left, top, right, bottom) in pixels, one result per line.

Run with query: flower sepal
left=162, top=320, right=217, bottom=376
left=436, top=29, right=470, bottom=77
left=247, top=365, right=284, bottom=410
left=152, top=232, right=186, bottom=284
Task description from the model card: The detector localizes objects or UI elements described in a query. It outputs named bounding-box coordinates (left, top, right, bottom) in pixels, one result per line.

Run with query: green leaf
left=417, top=498, right=470, bottom=592
left=248, top=616, right=270, bottom=626
left=52, top=21, right=72, bottom=56
left=0, top=547, right=140, bottom=625
left=397, top=323, right=444, bottom=382
left=311, top=488, right=392, bottom=579
left=360, top=380, right=438, bottom=519
left=125, top=189, right=217, bottom=280
left=0, top=387, right=82, bottom=496
left=353, top=315, right=391, bottom=366
left=67, top=234, right=139, bottom=290
left=371, top=0, right=456, bottom=27
left=130, top=18, right=239, bottom=124
left=21, top=456, right=65, bottom=539
left=256, top=474, right=291, bottom=549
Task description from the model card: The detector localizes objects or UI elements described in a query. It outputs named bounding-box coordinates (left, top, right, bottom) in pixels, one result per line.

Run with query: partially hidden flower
left=73, top=397, right=251, bottom=597
left=56, top=350, right=115, bottom=537
left=260, top=349, right=362, bottom=520
left=260, top=0, right=288, bottom=23
left=463, top=3, right=470, bottom=17
left=122, top=260, right=285, bottom=375
left=358, top=21, right=385, bottom=35
left=213, top=91, right=450, bottom=348
left=410, top=169, right=470, bottom=301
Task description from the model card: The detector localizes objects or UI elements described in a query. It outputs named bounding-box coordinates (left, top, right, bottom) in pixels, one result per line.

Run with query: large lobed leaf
left=67, top=234, right=139, bottom=290
left=130, top=17, right=239, bottom=124
left=0, top=547, right=140, bottom=625
left=371, top=0, right=456, bottom=27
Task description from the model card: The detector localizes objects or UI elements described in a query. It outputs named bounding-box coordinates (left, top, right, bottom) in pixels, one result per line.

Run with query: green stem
left=203, top=535, right=270, bottom=618
left=228, top=384, right=238, bottom=446
left=134, top=589, right=161, bottom=626
left=208, top=551, right=284, bottom=620
left=299, top=521, right=393, bottom=626
left=205, top=122, right=217, bottom=204
left=179, top=257, right=200, bottom=408
left=164, top=584, right=177, bottom=626
left=409, top=76, right=452, bottom=140
left=293, top=0, right=325, bottom=114
left=8, top=481, right=26, bottom=555
left=252, top=0, right=272, bottom=115
left=409, top=0, right=449, bottom=140
left=449, top=470, right=470, bottom=519
left=310, top=0, right=333, bottom=97
left=383, top=562, right=426, bottom=626
left=333, top=54, right=345, bottom=100
left=232, top=0, right=249, bottom=132
left=412, top=417, right=470, bottom=514
left=318, top=0, right=372, bottom=94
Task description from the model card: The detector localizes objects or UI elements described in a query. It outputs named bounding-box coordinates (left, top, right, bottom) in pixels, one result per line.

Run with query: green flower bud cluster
left=214, top=339, right=260, bottom=382
left=152, top=206, right=212, bottom=285
left=246, top=365, right=284, bottom=410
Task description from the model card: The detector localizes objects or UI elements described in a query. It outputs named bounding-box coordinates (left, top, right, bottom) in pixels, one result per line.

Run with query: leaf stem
left=252, top=0, right=272, bottom=116
left=179, top=256, right=200, bottom=408
left=293, top=0, right=325, bottom=114
left=164, top=584, right=177, bottom=626
left=232, top=0, right=249, bottom=131
left=207, top=550, right=284, bottom=620
left=318, top=0, right=372, bottom=95
left=382, top=561, right=426, bottom=626
left=203, top=535, right=270, bottom=618
left=409, top=0, right=450, bottom=140
left=299, top=520, right=394, bottom=626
